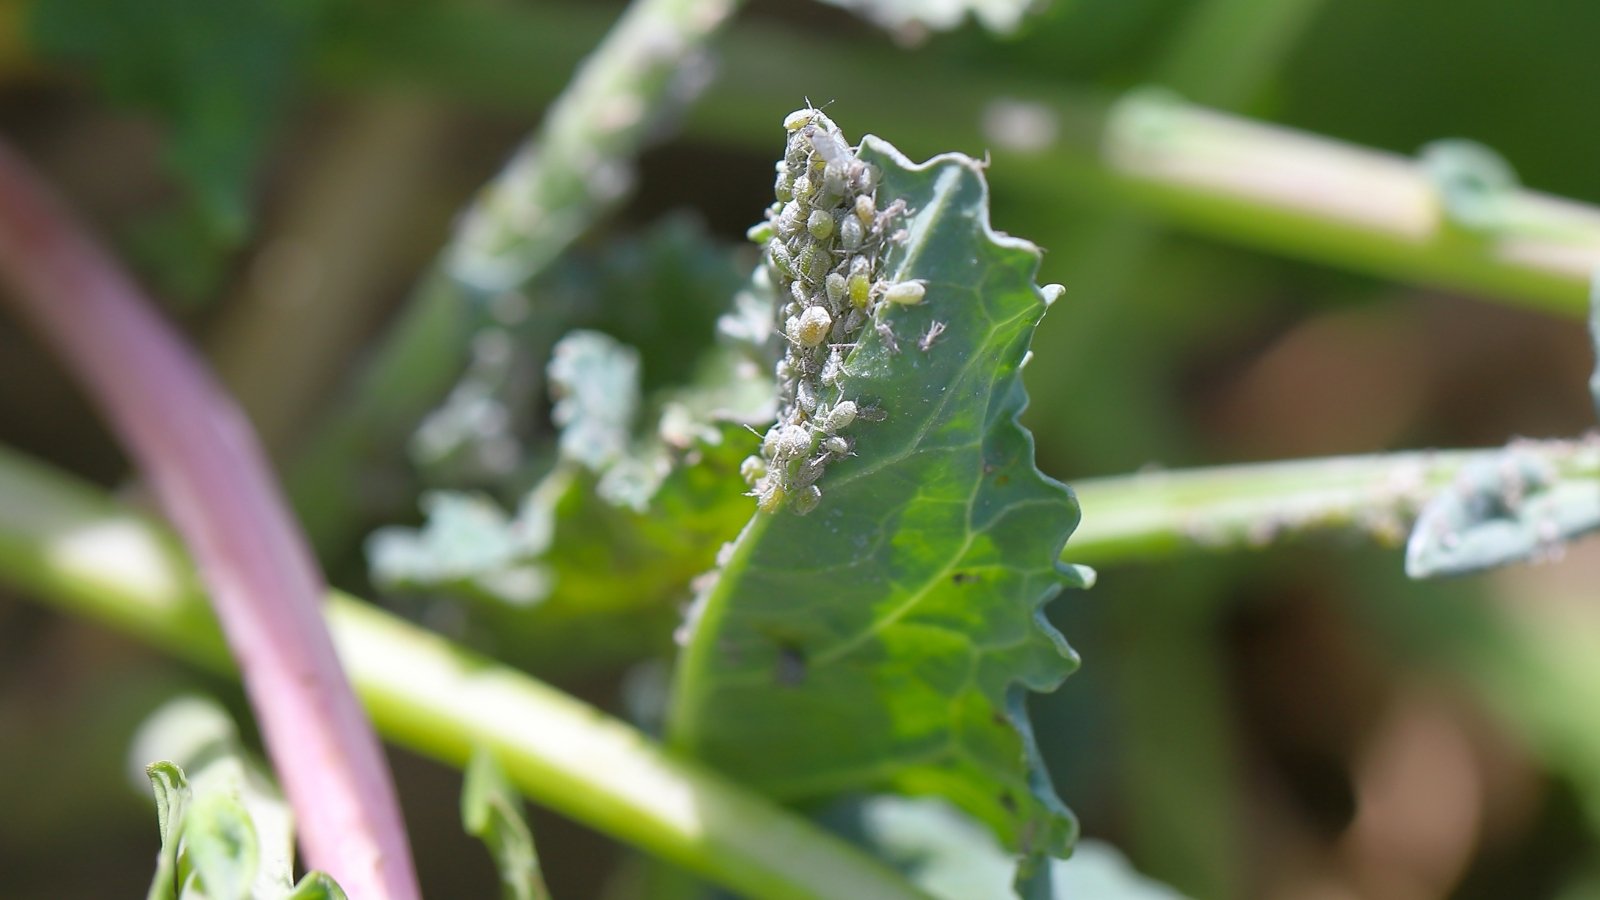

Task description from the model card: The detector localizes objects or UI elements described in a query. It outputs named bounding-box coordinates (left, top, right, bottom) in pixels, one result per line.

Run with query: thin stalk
left=289, top=0, right=743, bottom=554
left=0, top=143, right=418, bottom=897
left=0, top=445, right=926, bottom=900
left=1065, top=441, right=1600, bottom=566
left=316, top=3, right=1600, bottom=316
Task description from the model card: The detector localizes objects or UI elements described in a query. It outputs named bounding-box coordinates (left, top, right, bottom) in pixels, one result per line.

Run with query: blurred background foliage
left=3, top=0, right=1600, bottom=897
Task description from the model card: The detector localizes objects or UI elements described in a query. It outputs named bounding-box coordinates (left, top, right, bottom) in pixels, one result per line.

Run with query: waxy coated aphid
left=824, top=272, right=848, bottom=307
left=823, top=400, right=858, bottom=432
left=762, top=424, right=784, bottom=457
left=799, top=244, right=832, bottom=284
left=792, top=174, right=814, bottom=202
left=821, top=347, right=846, bottom=385
left=774, top=424, right=811, bottom=459
left=758, top=481, right=787, bottom=514
left=740, top=455, right=767, bottom=485
left=822, top=435, right=850, bottom=456
left=768, top=243, right=795, bottom=278
left=822, top=164, right=849, bottom=199
left=884, top=281, right=926, bottom=306
left=784, top=108, right=820, bottom=132
left=803, top=123, right=852, bottom=168
left=807, top=209, right=834, bottom=241
left=854, top=194, right=876, bottom=227
left=793, top=306, right=832, bottom=347
left=774, top=169, right=794, bottom=201
left=796, top=378, right=819, bottom=414
left=839, top=215, right=864, bottom=252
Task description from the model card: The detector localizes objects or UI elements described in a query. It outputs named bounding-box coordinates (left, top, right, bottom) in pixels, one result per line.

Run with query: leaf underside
left=670, top=131, right=1083, bottom=871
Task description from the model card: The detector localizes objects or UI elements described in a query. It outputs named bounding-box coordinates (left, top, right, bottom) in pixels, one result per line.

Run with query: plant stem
left=0, top=445, right=926, bottom=900
left=317, top=3, right=1600, bottom=316
left=0, top=143, right=418, bottom=898
left=1065, top=441, right=1600, bottom=566
left=288, top=0, right=743, bottom=554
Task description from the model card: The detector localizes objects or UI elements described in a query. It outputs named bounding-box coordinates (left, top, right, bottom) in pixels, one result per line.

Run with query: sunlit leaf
left=670, top=113, right=1088, bottom=877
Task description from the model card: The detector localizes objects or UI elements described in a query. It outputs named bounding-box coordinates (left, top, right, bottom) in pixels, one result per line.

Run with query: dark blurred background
left=3, top=1, right=1600, bottom=897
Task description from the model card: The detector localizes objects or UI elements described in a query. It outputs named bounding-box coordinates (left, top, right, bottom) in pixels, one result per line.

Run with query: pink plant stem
left=0, top=141, right=419, bottom=898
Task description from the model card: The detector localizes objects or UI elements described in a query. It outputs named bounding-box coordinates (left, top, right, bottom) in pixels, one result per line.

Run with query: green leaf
left=462, top=747, right=553, bottom=900
left=669, top=113, right=1087, bottom=875
left=183, top=791, right=261, bottom=900
left=146, top=762, right=191, bottom=900
left=854, top=796, right=1189, bottom=900
left=131, top=696, right=322, bottom=900
left=815, top=0, right=1044, bottom=35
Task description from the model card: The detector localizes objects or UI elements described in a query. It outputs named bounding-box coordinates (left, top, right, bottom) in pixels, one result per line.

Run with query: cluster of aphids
left=741, top=108, right=926, bottom=515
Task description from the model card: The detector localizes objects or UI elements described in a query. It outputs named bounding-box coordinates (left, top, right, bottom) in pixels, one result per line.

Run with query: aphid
left=824, top=271, right=848, bottom=308
left=789, top=306, right=832, bottom=347
left=839, top=215, right=864, bottom=252
left=793, top=484, right=823, bottom=515
left=876, top=320, right=900, bottom=354
left=854, top=194, right=876, bottom=227
left=823, top=400, right=857, bottom=432
left=821, top=347, right=847, bottom=385
left=762, top=424, right=784, bottom=457
left=747, top=221, right=774, bottom=244
left=774, top=424, right=811, bottom=459
left=807, top=209, right=834, bottom=240
left=821, top=164, right=849, bottom=200
left=784, top=108, right=820, bottom=132
left=774, top=168, right=794, bottom=202
left=758, top=480, right=787, bottom=514
left=822, top=435, right=850, bottom=456
left=768, top=243, right=795, bottom=278
left=799, top=243, right=832, bottom=284
left=793, top=454, right=826, bottom=489
left=847, top=272, right=871, bottom=309
left=792, top=174, right=813, bottom=202
left=796, top=378, right=819, bottom=414
left=884, top=280, right=926, bottom=306
left=740, top=455, right=767, bottom=485
left=918, top=319, right=947, bottom=352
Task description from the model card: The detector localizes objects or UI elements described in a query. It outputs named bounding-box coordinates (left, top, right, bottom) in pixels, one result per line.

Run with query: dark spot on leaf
left=952, top=571, right=978, bottom=585
left=776, top=643, right=807, bottom=687
left=999, top=791, right=1018, bottom=813
left=995, top=473, right=1010, bottom=486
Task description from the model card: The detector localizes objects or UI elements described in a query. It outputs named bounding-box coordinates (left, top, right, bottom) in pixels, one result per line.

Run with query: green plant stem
left=0, top=445, right=926, bottom=900
left=316, top=3, right=1600, bottom=317
left=289, top=0, right=743, bottom=553
left=1065, top=441, right=1600, bottom=566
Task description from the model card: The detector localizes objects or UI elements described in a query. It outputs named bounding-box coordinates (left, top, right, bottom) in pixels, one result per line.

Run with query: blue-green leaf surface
left=669, top=123, right=1086, bottom=871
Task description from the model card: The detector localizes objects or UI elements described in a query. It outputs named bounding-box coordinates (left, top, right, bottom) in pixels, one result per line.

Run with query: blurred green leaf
left=28, top=0, right=316, bottom=241
left=462, top=747, right=552, bottom=900
left=1405, top=448, right=1600, bottom=578
left=670, top=124, right=1087, bottom=876
left=132, top=696, right=341, bottom=900
left=854, top=795, right=1188, bottom=900
left=548, top=330, right=641, bottom=475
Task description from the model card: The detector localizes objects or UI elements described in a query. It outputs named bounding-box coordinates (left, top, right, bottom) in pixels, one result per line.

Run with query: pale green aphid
left=807, top=209, right=834, bottom=240
left=884, top=281, right=926, bottom=306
